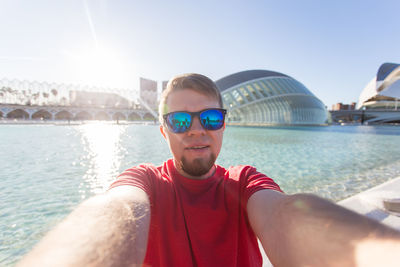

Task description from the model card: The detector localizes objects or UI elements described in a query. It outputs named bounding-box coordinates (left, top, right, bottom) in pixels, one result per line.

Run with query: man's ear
left=160, top=125, right=167, bottom=140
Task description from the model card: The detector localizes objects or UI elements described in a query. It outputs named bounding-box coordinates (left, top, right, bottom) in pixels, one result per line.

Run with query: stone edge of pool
left=338, top=176, right=400, bottom=230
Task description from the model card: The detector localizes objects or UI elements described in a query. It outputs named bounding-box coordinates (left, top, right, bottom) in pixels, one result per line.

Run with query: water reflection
left=78, top=123, right=126, bottom=196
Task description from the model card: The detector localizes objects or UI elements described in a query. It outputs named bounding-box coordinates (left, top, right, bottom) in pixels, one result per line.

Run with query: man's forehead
left=164, top=89, right=219, bottom=113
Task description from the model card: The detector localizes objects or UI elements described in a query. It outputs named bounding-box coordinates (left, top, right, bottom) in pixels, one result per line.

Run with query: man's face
left=160, top=89, right=225, bottom=179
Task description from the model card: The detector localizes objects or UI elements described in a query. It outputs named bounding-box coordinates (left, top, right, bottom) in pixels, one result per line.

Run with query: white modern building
left=215, top=70, right=328, bottom=125
left=356, top=63, right=400, bottom=124
left=357, top=63, right=400, bottom=110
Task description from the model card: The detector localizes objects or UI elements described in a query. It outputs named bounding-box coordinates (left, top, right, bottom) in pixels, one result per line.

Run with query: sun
left=64, top=44, right=134, bottom=90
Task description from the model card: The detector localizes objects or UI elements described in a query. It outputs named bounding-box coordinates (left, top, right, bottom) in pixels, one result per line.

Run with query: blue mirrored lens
left=200, top=109, right=224, bottom=130
left=167, top=112, right=192, bottom=133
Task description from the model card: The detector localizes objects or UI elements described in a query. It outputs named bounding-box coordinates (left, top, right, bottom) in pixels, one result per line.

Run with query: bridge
left=330, top=109, right=400, bottom=124
left=0, top=103, right=158, bottom=121
left=0, top=77, right=160, bottom=121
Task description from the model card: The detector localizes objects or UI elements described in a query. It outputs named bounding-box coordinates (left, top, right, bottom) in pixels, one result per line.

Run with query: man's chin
left=179, top=154, right=216, bottom=177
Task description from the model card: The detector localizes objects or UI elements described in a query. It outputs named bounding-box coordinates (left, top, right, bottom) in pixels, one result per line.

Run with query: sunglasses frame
left=163, top=108, right=227, bottom=133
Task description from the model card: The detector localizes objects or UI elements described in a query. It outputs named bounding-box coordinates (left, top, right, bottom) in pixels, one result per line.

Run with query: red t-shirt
left=109, top=159, right=282, bottom=267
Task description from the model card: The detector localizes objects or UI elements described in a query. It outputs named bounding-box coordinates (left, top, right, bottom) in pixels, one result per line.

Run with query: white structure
left=216, top=70, right=328, bottom=125
left=357, top=63, right=400, bottom=110
left=139, top=77, right=158, bottom=109
left=339, top=176, right=400, bottom=230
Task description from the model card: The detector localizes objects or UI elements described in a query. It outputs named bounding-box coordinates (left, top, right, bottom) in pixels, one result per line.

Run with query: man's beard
left=179, top=153, right=216, bottom=177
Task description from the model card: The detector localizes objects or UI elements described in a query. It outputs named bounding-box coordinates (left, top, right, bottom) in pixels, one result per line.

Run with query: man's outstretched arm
left=248, top=190, right=400, bottom=267
left=17, top=186, right=150, bottom=267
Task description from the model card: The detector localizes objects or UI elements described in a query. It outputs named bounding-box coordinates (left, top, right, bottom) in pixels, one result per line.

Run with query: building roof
left=377, top=63, right=400, bottom=82
left=215, top=70, right=289, bottom=92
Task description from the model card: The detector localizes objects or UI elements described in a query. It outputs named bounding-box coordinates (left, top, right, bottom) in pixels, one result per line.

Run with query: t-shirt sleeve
left=243, top=165, right=283, bottom=203
left=108, top=164, right=153, bottom=196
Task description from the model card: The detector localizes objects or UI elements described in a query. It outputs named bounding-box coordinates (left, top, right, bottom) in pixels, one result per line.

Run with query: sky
left=0, top=0, right=399, bottom=108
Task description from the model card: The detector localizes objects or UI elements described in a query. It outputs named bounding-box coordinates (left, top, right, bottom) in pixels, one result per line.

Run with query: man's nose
left=188, top=116, right=205, bottom=134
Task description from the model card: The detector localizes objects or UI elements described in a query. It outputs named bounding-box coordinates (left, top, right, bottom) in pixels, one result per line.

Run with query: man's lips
left=185, top=145, right=210, bottom=150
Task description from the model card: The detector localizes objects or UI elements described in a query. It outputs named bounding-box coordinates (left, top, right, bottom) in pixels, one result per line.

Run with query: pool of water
left=1, top=124, right=400, bottom=265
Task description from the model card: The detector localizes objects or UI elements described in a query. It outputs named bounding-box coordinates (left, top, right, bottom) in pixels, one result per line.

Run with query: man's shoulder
left=218, top=164, right=262, bottom=182
left=109, top=161, right=170, bottom=192
left=119, top=163, right=154, bottom=176
left=224, top=164, right=258, bottom=175
left=119, top=161, right=168, bottom=179
left=221, top=165, right=282, bottom=196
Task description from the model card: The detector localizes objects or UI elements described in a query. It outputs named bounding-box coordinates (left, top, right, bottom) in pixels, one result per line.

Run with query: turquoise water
left=1, top=124, right=400, bottom=265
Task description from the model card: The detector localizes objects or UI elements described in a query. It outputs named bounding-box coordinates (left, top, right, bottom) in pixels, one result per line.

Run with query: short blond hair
left=158, top=73, right=223, bottom=123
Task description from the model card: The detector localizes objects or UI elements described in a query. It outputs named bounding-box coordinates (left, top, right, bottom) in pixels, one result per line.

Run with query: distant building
left=357, top=62, right=400, bottom=110
left=69, top=91, right=130, bottom=108
left=331, top=102, right=356, bottom=111
left=162, top=81, right=168, bottom=92
left=140, top=77, right=158, bottom=109
left=354, top=62, right=400, bottom=124
left=330, top=63, right=400, bottom=125
left=215, top=70, right=328, bottom=125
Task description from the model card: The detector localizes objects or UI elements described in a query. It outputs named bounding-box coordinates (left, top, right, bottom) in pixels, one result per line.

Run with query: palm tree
left=60, top=97, right=68, bottom=106
left=42, top=92, right=49, bottom=105
left=32, top=92, right=40, bottom=105
left=51, top=89, right=58, bottom=105
left=0, top=87, right=6, bottom=103
left=6, top=87, right=15, bottom=104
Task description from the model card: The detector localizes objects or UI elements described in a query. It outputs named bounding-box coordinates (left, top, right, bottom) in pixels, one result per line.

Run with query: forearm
left=250, top=192, right=400, bottom=267
left=18, top=188, right=150, bottom=267
left=272, top=194, right=400, bottom=266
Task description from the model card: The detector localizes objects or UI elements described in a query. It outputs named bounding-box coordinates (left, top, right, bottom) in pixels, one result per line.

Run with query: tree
left=42, top=92, right=49, bottom=105
left=51, top=89, right=58, bottom=105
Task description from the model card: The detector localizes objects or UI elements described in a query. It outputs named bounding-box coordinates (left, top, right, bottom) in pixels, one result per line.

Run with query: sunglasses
left=163, top=108, right=227, bottom=133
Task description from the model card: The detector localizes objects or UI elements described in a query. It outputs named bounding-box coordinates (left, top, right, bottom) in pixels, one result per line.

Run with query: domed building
left=357, top=63, right=400, bottom=110
left=215, top=70, right=327, bottom=125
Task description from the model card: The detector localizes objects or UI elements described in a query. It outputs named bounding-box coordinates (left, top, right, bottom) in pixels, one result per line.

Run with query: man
left=19, top=73, right=400, bottom=267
